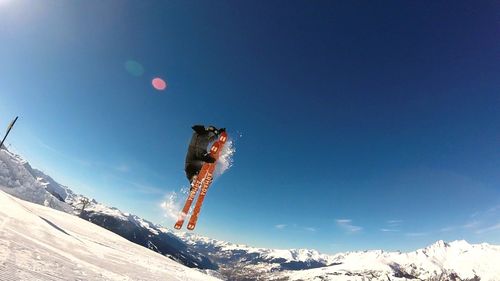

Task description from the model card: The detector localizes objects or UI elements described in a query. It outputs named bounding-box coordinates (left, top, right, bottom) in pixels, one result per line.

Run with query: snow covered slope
left=0, top=149, right=72, bottom=212
left=0, top=149, right=218, bottom=271
left=0, top=189, right=221, bottom=281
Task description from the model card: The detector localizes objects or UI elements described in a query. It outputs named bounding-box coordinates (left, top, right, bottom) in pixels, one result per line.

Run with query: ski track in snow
left=0, top=189, right=221, bottom=281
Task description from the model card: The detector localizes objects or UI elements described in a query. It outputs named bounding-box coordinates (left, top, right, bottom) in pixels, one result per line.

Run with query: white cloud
left=470, top=204, right=500, bottom=219
left=475, top=222, right=500, bottom=234
left=36, top=138, right=92, bottom=167
left=380, top=228, right=399, bottom=232
left=439, top=226, right=455, bottom=232
left=405, top=232, right=428, bottom=237
left=275, top=224, right=287, bottom=230
left=336, top=219, right=362, bottom=233
left=304, top=227, right=317, bottom=232
left=487, top=205, right=500, bottom=213
left=463, top=221, right=480, bottom=229
left=133, top=183, right=164, bottom=195
left=436, top=204, right=500, bottom=235
left=115, top=164, right=130, bottom=172
left=381, top=219, right=402, bottom=232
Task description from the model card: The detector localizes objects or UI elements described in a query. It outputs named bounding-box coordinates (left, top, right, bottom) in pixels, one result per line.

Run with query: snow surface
left=0, top=189, right=221, bottom=281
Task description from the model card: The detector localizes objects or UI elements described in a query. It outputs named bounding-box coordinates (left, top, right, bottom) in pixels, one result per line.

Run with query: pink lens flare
left=152, top=77, right=167, bottom=91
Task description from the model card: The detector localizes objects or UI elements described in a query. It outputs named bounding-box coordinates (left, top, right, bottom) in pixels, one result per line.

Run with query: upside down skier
left=175, top=124, right=228, bottom=230
left=185, top=125, right=225, bottom=188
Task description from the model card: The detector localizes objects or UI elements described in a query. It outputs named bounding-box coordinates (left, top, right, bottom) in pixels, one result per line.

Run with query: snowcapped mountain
left=0, top=189, right=222, bottom=281
left=271, top=240, right=500, bottom=281
left=174, top=232, right=340, bottom=280
left=174, top=232, right=500, bottom=281
left=0, top=149, right=72, bottom=212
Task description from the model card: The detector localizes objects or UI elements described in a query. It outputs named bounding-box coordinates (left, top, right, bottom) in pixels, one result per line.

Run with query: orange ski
left=187, top=164, right=216, bottom=230
left=173, top=165, right=208, bottom=230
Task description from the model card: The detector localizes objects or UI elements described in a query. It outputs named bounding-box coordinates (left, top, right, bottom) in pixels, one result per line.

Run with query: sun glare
left=0, top=0, right=12, bottom=6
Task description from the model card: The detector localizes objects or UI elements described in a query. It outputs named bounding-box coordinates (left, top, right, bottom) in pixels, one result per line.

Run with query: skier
left=175, top=125, right=228, bottom=230
left=185, top=125, right=225, bottom=186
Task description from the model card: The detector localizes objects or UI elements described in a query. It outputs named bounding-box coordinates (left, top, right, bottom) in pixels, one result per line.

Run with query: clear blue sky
left=0, top=1, right=499, bottom=253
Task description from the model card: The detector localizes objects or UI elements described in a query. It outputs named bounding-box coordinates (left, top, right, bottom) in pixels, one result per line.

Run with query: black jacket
left=184, top=125, right=218, bottom=181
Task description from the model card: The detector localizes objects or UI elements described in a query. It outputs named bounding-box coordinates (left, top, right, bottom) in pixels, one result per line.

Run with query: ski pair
left=174, top=131, right=228, bottom=230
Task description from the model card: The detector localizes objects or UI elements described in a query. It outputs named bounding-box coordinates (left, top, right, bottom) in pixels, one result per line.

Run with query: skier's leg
left=186, top=161, right=203, bottom=191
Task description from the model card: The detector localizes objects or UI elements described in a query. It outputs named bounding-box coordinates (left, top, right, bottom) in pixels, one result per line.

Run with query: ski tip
left=187, top=224, right=195, bottom=230
left=174, top=224, right=182, bottom=230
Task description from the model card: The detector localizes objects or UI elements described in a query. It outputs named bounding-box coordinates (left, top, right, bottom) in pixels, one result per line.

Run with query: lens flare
left=124, top=60, right=144, bottom=77
left=152, top=77, right=167, bottom=91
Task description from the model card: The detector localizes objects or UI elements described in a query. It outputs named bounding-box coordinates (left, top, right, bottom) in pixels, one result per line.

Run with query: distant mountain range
left=173, top=232, right=500, bottom=281
left=1, top=148, right=499, bottom=281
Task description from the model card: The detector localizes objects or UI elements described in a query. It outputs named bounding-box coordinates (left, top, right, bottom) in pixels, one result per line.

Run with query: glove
left=202, top=153, right=216, bottom=163
left=219, top=128, right=226, bottom=133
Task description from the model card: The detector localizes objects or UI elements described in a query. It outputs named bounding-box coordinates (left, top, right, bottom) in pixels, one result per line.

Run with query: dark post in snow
left=0, top=116, right=18, bottom=150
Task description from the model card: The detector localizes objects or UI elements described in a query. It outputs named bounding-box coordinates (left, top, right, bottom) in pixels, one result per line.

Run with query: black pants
left=185, top=160, right=204, bottom=183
